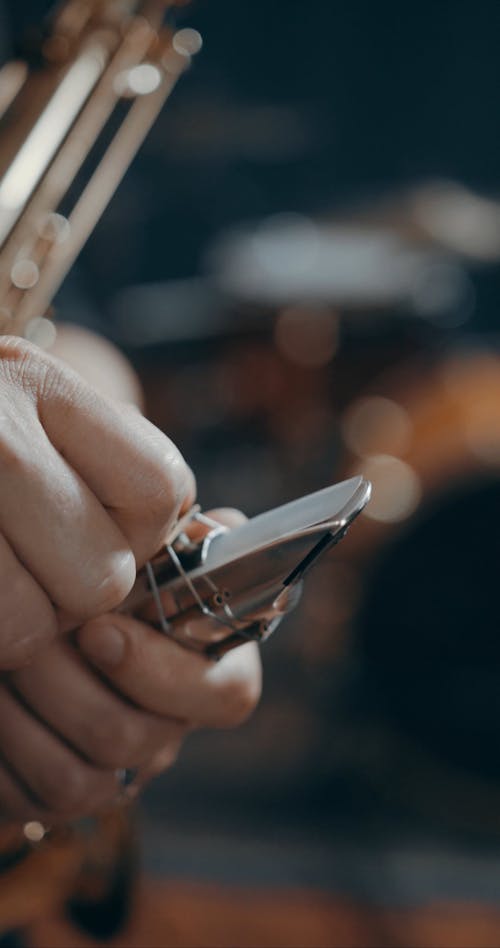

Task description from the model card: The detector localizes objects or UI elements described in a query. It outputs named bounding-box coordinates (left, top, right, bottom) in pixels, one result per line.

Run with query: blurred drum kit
left=2, top=0, right=500, bottom=935
left=115, top=178, right=500, bottom=837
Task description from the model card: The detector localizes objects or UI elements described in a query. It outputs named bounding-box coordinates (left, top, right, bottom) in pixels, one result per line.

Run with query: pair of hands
left=0, top=336, right=261, bottom=824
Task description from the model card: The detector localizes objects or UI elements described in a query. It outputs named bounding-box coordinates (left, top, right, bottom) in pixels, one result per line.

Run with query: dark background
left=4, top=0, right=500, bottom=913
left=5, top=1, right=500, bottom=306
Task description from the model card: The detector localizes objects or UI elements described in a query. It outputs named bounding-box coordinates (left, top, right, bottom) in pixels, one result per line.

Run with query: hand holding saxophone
left=0, top=335, right=195, bottom=667
left=0, top=337, right=262, bottom=823
left=2, top=511, right=261, bottom=825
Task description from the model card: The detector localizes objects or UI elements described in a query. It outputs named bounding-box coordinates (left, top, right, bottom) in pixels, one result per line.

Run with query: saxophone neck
left=0, top=0, right=199, bottom=344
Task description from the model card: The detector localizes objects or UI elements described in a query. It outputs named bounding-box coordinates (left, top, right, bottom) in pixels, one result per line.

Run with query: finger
left=34, top=345, right=196, bottom=564
left=206, top=509, right=247, bottom=529
left=0, top=402, right=135, bottom=617
left=0, top=533, right=57, bottom=669
left=0, top=758, right=117, bottom=826
left=0, top=686, right=117, bottom=818
left=78, top=613, right=262, bottom=729
left=12, top=640, right=187, bottom=770
left=132, top=737, right=187, bottom=791
left=0, top=763, right=50, bottom=823
left=128, top=505, right=249, bottom=626
left=185, top=507, right=247, bottom=543
left=0, top=759, right=114, bottom=825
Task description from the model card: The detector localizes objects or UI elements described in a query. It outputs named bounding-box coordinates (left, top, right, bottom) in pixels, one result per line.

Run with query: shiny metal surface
left=126, top=477, right=371, bottom=657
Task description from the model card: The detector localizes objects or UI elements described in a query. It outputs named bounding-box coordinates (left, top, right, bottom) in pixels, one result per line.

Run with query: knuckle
left=0, top=627, right=52, bottom=671
left=140, top=430, right=193, bottom=522
left=92, top=574, right=131, bottom=615
left=78, top=550, right=136, bottom=617
left=0, top=630, right=35, bottom=671
left=85, top=713, right=145, bottom=768
left=148, top=455, right=186, bottom=519
left=0, top=338, right=53, bottom=402
left=0, top=337, right=36, bottom=381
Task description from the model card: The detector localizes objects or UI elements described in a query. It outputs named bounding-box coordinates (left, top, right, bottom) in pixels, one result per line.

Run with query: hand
left=0, top=336, right=194, bottom=668
left=3, top=511, right=262, bottom=824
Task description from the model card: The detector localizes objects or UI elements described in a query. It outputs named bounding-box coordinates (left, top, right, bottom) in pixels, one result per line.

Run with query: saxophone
left=0, top=3, right=369, bottom=933
left=0, top=0, right=200, bottom=341
left=0, top=1, right=200, bottom=933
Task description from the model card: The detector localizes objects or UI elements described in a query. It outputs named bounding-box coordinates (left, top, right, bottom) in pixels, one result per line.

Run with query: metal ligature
left=0, top=2, right=206, bottom=927
left=0, top=0, right=371, bottom=931
left=131, top=476, right=371, bottom=658
left=0, top=0, right=371, bottom=656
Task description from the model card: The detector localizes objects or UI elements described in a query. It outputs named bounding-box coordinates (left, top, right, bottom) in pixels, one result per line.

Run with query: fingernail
left=79, top=624, right=125, bottom=668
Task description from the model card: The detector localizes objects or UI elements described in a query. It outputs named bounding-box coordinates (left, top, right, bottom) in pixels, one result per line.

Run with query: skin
left=0, top=332, right=262, bottom=823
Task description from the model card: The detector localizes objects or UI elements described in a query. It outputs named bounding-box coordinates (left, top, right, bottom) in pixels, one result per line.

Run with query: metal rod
left=11, top=39, right=192, bottom=332
left=0, top=18, right=156, bottom=317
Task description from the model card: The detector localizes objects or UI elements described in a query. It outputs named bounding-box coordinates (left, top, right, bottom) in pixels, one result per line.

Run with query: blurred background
left=6, top=0, right=500, bottom=944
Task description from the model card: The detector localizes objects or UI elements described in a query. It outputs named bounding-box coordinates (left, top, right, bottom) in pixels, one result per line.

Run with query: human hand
left=4, top=511, right=262, bottom=823
left=0, top=336, right=194, bottom=668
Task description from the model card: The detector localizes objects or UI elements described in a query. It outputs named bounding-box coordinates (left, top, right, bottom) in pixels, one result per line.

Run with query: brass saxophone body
left=0, top=1, right=198, bottom=930
left=0, top=7, right=369, bottom=932
left=0, top=0, right=199, bottom=343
